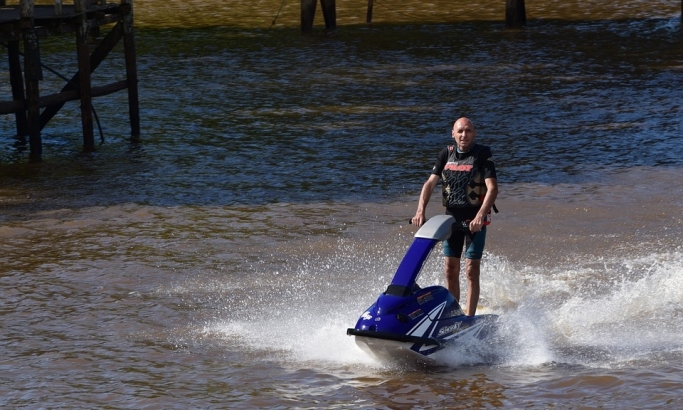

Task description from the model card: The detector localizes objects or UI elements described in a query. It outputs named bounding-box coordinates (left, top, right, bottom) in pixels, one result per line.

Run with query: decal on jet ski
left=442, top=322, right=478, bottom=340
left=361, top=311, right=372, bottom=320
left=417, top=292, right=433, bottom=304
left=437, top=322, right=462, bottom=337
left=408, top=309, right=424, bottom=320
left=408, top=302, right=446, bottom=338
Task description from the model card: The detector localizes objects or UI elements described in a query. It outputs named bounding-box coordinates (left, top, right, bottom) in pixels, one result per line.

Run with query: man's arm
left=469, top=177, right=498, bottom=232
left=411, top=174, right=440, bottom=227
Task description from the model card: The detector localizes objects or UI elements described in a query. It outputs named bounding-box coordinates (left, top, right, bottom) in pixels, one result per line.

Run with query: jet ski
left=347, top=214, right=498, bottom=365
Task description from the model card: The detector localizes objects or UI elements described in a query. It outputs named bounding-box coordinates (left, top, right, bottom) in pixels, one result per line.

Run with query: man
left=411, top=117, right=498, bottom=317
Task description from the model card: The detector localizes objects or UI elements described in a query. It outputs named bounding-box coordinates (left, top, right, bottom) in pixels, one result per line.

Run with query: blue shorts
left=443, top=227, right=487, bottom=259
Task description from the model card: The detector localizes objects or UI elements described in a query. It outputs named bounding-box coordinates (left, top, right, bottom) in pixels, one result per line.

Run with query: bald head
left=452, top=117, right=477, bottom=152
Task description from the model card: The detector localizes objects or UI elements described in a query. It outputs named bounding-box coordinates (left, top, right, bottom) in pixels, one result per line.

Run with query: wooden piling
left=301, top=0, right=316, bottom=31
left=74, top=0, right=94, bottom=152
left=21, top=0, right=43, bottom=161
left=320, top=0, right=336, bottom=30
left=505, top=0, right=526, bottom=29
left=366, top=0, right=373, bottom=23
left=7, top=40, right=28, bottom=137
left=121, top=0, right=140, bottom=139
left=301, top=0, right=336, bottom=31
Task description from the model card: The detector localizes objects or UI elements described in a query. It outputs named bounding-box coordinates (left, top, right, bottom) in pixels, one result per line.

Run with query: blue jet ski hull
left=347, top=215, right=498, bottom=364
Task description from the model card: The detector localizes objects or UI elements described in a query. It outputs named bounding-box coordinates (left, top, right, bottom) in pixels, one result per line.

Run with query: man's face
left=452, top=120, right=476, bottom=151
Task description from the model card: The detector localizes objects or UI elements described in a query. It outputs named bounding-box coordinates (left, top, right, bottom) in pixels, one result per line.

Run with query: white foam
left=198, top=235, right=683, bottom=369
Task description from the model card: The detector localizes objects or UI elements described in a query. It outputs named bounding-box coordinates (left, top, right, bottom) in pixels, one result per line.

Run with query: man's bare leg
left=465, top=258, right=481, bottom=316
left=445, top=256, right=461, bottom=302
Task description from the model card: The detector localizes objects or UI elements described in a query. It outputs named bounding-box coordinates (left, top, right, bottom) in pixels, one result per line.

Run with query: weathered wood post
left=301, top=0, right=336, bottom=31
left=7, top=40, right=29, bottom=138
left=505, top=0, right=526, bottom=29
left=54, top=0, right=62, bottom=16
left=320, top=0, right=336, bottom=30
left=20, top=0, right=43, bottom=161
left=301, top=0, right=316, bottom=31
left=74, top=0, right=95, bottom=152
left=366, top=0, right=373, bottom=23
left=121, top=0, right=140, bottom=139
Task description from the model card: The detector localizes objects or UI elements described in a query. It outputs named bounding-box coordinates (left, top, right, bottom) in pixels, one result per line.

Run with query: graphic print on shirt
left=441, top=146, right=486, bottom=208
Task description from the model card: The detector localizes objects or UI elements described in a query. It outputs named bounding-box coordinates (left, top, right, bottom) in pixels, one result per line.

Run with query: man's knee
left=445, top=257, right=460, bottom=278
left=465, top=259, right=481, bottom=281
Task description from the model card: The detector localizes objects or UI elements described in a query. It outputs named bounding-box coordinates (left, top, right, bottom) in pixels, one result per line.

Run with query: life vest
left=441, top=144, right=489, bottom=209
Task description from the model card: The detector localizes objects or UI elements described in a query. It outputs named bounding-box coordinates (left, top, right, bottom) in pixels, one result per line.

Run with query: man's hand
left=411, top=213, right=426, bottom=227
left=469, top=214, right=486, bottom=232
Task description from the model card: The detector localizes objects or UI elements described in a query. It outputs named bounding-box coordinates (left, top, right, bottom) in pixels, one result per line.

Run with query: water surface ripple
left=1, top=1, right=682, bottom=408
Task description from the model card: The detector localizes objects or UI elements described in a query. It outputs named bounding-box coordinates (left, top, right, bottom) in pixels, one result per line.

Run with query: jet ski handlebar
left=408, top=215, right=484, bottom=238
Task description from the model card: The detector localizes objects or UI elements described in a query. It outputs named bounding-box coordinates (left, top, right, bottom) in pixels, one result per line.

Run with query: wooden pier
left=0, top=0, right=139, bottom=162
left=305, top=0, right=683, bottom=30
